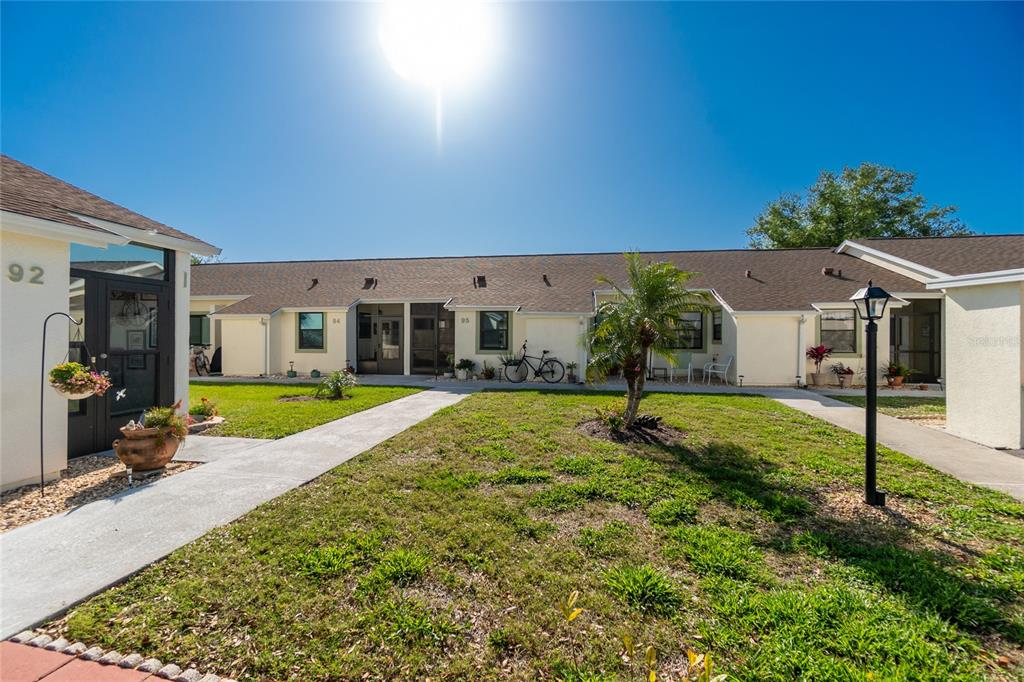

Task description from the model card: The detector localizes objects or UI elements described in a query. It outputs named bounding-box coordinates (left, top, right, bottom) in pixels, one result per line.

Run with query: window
left=670, top=312, right=703, bottom=350
left=712, top=310, right=723, bottom=343
left=298, top=312, right=325, bottom=350
left=820, top=310, right=856, bottom=353
left=189, top=314, right=210, bottom=346
left=70, top=242, right=168, bottom=280
left=479, top=311, right=509, bottom=350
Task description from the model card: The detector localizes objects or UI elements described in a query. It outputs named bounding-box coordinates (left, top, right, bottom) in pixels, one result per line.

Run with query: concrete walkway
left=0, top=387, right=475, bottom=639
left=764, top=389, right=1024, bottom=501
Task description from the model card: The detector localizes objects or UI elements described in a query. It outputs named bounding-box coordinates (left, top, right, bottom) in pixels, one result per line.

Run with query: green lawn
left=832, top=395, right=946, bottom=418
left=57, top=392, right=1022, bottom=681
left=188, top=382, right=423, bottom=438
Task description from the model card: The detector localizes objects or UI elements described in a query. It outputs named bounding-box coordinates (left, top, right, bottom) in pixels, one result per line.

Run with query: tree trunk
left=623, top=348, right=649, bottom=428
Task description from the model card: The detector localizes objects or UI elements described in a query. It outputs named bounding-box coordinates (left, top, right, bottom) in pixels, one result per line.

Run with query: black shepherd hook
left=40, top=312, right=82, bottom=496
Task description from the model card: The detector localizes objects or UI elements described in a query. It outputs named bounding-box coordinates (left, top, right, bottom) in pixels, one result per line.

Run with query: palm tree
left=585, top=253, right=711, bottom=428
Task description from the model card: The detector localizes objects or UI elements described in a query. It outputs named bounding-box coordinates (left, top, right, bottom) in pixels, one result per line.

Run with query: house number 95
left=7, top=263, right=45, bottom=284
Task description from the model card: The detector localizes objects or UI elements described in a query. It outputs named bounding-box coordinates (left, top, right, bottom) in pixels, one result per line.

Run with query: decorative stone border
left=187, top=415, right=225, bottom=434
left=9, top=629, right=236, bottom=682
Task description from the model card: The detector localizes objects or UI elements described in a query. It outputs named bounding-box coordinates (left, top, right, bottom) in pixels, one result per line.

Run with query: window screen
left=820, top=310, right=856, bottom=353
left=298, top=312, right=325, bottom=350
left=479, top=311, right=509, bottom=350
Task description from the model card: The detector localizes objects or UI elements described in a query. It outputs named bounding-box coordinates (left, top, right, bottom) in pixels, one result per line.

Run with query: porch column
left=403, top=302, right=412, bottom=375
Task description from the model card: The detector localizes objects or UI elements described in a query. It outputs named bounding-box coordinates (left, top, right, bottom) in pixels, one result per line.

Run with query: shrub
left=314, top=369, right=358, bottom=400
left=188, top=396, right=218, bottom=418
left=604, top=565, right=681, bottom=614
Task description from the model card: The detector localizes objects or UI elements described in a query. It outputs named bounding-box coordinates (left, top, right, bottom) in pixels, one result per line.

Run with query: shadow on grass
left=654, top=438, right=1023, bottom=646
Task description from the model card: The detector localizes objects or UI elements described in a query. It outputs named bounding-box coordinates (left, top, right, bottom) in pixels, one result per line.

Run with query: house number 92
left=7, top=264, right=45, bottom=284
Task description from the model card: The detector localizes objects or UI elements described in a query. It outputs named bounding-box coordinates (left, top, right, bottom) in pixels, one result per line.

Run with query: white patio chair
left=669, top=352, right=693, bottom=383
left=703, top=355, right=733, bottom=385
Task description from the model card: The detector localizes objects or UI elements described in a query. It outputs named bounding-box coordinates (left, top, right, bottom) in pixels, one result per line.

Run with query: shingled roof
left=192, top=246, right=934, bottom=315
left=1, top=155, right=214, bottom=249
left=857, top=235, right=1024, bottom=276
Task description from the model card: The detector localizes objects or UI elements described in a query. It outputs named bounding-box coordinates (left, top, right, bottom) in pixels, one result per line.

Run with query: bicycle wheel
left=539, top=358, right=565, bottom=383
left=504, top=361, right=528, bottom=383
left=194, top=356, right=208, bottom=376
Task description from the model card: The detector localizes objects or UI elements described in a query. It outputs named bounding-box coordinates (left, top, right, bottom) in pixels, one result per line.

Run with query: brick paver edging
left=3, top=630, right=235, bottom=682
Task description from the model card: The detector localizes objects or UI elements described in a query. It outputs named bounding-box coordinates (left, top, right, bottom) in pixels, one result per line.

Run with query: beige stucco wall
left=735, top=314, right=805, bottom=386
left=190, top=297, right=245, bottom=353
left=219, top=317, right=267, bottom=376
left=173, top=252, right=191, bottom=413
left=943, top=282, right=1022, bottom=449
left=451, top=310, right=586, bottom=379
left=270, top=310, right=348, bottom=375
left=1, top=232, right=70, bottom=490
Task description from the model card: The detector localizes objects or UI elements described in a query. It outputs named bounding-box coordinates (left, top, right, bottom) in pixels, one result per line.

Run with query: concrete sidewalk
left=0, top=387, right=475, bottom=639
left=765, top=389, right=1024, bottom=501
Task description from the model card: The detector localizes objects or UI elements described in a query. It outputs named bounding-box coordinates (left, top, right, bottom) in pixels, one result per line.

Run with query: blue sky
left=2, top=2, right=1021, bottom=262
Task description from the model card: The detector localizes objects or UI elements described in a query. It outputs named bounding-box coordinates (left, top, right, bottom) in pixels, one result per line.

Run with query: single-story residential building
left=191, top=234, right=1022, bottom=449
left=1, top=155, right=218, bottom=491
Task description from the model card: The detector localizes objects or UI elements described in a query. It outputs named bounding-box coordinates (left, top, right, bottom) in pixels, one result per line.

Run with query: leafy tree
left=585, top=253, right=710, bottom=428
left=190, top=253, right=222, bottom=265
left=747, top=163, right=971, bottom=249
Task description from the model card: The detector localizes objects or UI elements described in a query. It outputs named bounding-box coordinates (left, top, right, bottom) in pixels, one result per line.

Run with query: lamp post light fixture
left=849, top=280, right=893, bottom=506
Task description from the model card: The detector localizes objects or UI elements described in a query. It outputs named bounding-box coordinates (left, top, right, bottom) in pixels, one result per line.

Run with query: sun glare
left=378, top=1, right=496, bottom=149
left=378, top=0, right=495, bottom=90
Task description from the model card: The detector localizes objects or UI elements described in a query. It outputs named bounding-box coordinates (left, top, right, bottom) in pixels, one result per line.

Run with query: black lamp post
left=849, top=280, right=892, bottom=506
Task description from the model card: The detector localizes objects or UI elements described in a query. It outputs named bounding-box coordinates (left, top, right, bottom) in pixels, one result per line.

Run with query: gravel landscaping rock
left=1, top=455, right=197, bottom=533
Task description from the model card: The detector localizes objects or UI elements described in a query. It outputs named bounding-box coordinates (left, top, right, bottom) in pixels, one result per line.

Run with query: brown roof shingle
left=193, top=247, right=930, bottom=314
left=1, top=155, right=214, bottom=249
left=857, top=235, right=1024, bottom=276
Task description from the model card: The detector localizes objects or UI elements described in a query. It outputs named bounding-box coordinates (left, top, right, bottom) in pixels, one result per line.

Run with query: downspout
left=263, top=315, right=270, bottom=377
left=796, top=314, right=806, bottom=387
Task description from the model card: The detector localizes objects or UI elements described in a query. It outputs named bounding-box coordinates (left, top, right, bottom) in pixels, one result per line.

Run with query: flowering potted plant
left=114, top=401, right=188, bottom=471
left=49, top=361, right=111, bottom=400
left=805, top=345, right=833, bottom=386
left=883, top=361, right=913, bottom=388
left=830, top=362, right=856, bottom=389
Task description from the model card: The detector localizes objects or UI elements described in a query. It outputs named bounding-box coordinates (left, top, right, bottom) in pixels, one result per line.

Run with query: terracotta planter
left=886, top=375, right=905, bottom=388
left=51, top=385, right=95, bottom=400
left=113, top=426, right=182, bottom=472
left=809, top=372, right=827, bottom=387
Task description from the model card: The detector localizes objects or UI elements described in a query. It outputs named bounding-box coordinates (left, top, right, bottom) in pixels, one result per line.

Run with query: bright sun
left=378, top=1, right=496, bottom=92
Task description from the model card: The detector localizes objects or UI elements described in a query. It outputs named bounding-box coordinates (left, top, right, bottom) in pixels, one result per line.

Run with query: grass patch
left=188, top=382, right=422, bottom=438
left=604, top=565, right=682, bottom=614
left=57, top=391, right=1024, bottom=680
left=832, top=395, right=946, bottom=418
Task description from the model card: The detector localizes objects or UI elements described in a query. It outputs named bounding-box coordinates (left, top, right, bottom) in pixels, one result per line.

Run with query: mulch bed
left=1, top=456, right=197, bottom=533
left=576, top=418, right=687, bottom=446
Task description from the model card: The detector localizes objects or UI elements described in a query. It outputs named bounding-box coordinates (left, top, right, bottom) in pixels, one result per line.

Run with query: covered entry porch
left=353, top=302, right=454, bottom=376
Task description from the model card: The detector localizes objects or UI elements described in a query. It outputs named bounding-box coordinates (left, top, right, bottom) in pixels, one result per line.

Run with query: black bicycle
left=503, top=340, right=566, bottom=383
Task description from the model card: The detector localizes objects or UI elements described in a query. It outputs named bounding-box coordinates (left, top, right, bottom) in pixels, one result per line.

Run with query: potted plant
left=114, top=401, right=187, bottom=472
left=481, top=361, right=496, bottom=380
left=48, top=361, right=111, bottom=400
left=186, top=396, right=223, bottom=433
left=310, top=368, right=321, bottom=378
left=566, top=361, right=578, bottom=383
left=883, top=361, right=913, bottom=388
left=286, top=361, right=297, bottom=378
left=314, top=369, right=358, bottom=399
left=830, top=362, right=855, bottom=389
left=805, top=344, right=833, bottom=386
left=442, top=354, right=455, bottom=379
left=455, top=358, right=476, bottom=380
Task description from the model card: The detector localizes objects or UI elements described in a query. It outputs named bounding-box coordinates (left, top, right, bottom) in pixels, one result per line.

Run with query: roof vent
left=543, top=274, right=551, bottom=287
left=821, top=267, right=834, bottom=277
left=474, top=275, right=487, bottom=288
left=744, top=269, right=752, bottom=278
left=362, top=277, right=377, bottom=290
left=307, top=278, right=319, bottom=291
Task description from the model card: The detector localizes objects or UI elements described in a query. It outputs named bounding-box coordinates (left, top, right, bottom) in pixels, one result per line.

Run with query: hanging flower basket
left=49, top=362, right=111, bottom=400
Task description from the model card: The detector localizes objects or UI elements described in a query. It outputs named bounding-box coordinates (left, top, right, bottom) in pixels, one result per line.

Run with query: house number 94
left=7, top=264, right=45, bottom=284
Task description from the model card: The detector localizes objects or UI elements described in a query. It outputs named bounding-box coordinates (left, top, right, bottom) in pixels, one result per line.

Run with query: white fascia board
left=518, top=311, right=593, bottom=318
left=1, top=210, right=127, bottom=248
left=836, top=240, right=949, bottom=280
left=925, top=268, right=1024, bottom=290
left=731, top=310, right=809, bottom=317
left=208, top=312, right=270, bottom=319
left=891, top=291, right=944, bottom=299
left=451, top=304, right=521, bottom=311
left=190, top=295, right=250, bottom=302
left=708, top=288, right=735, bottom=314
left=355, top=297, right=451, bottom=304
left=70, top=213, right=221, bottom=257
left=278, top=306, right=350, bottom=313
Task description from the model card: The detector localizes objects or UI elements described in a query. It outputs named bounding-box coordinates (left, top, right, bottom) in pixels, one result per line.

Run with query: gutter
left=925, top=268, right=1024, bottom=290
